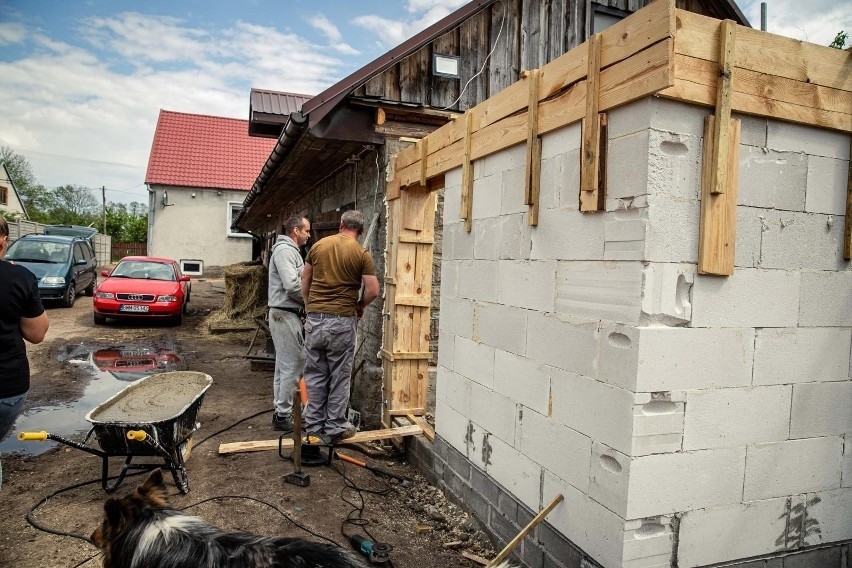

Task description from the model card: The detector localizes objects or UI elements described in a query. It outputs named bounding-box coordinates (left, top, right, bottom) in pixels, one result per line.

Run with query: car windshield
left=111, top=261, right=176, bottom=281
left=6, top=241, right=71, bottom=263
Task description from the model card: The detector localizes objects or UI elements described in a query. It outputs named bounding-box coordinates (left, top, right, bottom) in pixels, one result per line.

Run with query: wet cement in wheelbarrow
left=89, top=371, right=211, bottom=424
left=0, top=341, right=184, bottom=456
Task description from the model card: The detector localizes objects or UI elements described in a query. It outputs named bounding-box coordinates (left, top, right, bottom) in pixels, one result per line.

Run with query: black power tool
left=349, top=534, right=392, bottom=564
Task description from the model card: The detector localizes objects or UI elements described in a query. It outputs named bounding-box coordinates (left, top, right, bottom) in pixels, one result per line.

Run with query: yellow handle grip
left=127, top=430, right=148, bottom=441
left=17, top=431, right=48, bottom=441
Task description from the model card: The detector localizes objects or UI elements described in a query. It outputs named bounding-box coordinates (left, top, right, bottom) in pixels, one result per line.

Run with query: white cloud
left=308, top=13, right=360, bottom=55
left=740, top=0, right=851, bottom=46
left=0, top=22, right=26, bottom=45
left=353, top=0, right=468, bottom=49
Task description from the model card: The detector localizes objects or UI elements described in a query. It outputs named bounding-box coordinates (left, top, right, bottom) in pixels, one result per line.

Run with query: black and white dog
left=91, top=468, right=369, bottom=568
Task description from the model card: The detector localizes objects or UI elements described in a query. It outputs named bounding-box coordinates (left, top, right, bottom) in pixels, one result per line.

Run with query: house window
left=592, top=4, right=629, bottom=34
left=180, top=259, right=203, bottom=276
left=227, top=202, right=250, bottom=238
left=0, top=185, right=8, bottom=205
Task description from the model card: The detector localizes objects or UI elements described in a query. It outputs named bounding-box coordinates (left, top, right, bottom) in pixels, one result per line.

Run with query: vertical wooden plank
left=567, top=0, right=586, bottom=49
left=460, top=113, right=474, bottom=232
left=400, top=49, right=425, bottom=104
left=431, top=28, right=460, bottom=110
left=547, top=0, right=568, bottom=63
left=521, top=0, right=542, bottom=72
left=488, top=0, right=522, bottom=97
left=528, top=137, right=543, bottom=226
left=844, top=145, right=852, bottom=260
left=459, top=10, right=490, bottom=110
left=710, top=19, right=737, bottom=195
left=383, top=65, right=401, bottom=101
left=364, top=74, right=384, bottom=98
left=580, top=34, right=603, bottom=211
left=698, top=115, right=741, bottom=275
left=420, top=138, right=428, bottom=187
left=524, top=69, right=541, bottom=205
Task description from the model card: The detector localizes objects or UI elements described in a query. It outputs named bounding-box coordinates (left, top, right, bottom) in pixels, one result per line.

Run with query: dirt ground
left=0, top=280, right=497, bottom=568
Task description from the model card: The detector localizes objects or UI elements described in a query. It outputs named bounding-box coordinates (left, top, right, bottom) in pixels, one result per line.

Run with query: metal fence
left=6, top=219, right=113, bottom=268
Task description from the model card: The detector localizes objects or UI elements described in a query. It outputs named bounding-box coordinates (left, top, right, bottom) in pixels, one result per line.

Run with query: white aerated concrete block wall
left=434, top=96, right=852, bottom=568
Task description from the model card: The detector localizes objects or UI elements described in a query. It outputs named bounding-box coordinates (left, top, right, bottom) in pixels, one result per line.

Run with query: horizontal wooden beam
left=397, top=235, right=434, bottom=244
left=379, top=348, right=432, bottom=361
left=218, top=424, right=424, bottom=454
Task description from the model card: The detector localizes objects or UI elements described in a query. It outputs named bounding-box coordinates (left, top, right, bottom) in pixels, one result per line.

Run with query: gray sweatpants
left=303, top=314, right=357, bottom=437
left=269, top=309, right=305, bottom=417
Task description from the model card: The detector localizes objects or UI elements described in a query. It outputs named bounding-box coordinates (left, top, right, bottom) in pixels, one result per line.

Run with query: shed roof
left=145, top=110, right=277, bottom=191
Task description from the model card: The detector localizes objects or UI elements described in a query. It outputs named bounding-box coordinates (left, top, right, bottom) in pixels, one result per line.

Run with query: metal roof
left=250, top=89, right=311, bottom=116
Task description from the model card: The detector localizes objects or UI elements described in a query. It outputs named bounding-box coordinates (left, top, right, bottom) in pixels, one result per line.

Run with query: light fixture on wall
left=433, top=54, right=460, bottom=78
left=161, top=190, right=174, bottom=208
left=217, top=190, right=223, bottom=196
left=191, top=192, right=197, bottom=198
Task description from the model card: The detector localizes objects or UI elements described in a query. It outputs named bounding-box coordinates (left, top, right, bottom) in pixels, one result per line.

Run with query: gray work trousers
left=303, top=314, right=357, bottom=437
left=269, top=309, right=305, bottom=417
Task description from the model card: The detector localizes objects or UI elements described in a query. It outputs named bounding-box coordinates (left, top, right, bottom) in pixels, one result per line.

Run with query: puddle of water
left=1, top=343, right=183, bottom=456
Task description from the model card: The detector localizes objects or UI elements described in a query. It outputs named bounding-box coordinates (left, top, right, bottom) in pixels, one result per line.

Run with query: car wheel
left=182, top=298, right=190, bottom=315
left=84, top=278, right=95, bottom=296
left=171, top=312, right=183, bottom=326
left=62, top=284, right=76, bottom=308
left=93, top=313, right=107, bottom=325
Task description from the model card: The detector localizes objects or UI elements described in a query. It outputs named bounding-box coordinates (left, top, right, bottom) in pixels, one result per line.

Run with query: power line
left=11, top=146, right=146, bottom=171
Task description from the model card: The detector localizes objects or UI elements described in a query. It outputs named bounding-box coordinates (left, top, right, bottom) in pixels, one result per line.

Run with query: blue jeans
left=0, top=392, right=27, bottom=490
left=303, top=314, right=357, bottom=437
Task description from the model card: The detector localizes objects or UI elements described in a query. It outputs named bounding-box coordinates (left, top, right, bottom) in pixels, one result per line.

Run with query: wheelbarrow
left=18, top=371, right=213, bottom=494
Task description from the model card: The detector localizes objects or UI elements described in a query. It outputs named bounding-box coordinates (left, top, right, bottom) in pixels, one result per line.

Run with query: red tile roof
left=145, top=110, right=277, bottom=191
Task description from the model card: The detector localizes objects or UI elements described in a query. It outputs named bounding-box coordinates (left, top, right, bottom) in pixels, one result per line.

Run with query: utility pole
left=102, top=186, right=107, bottom=234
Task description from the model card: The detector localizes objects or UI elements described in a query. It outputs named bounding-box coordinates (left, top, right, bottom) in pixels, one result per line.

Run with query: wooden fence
left=111, top=241, right=147, bottom=262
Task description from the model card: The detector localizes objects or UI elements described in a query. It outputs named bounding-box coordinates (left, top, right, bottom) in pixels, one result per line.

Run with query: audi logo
left=127, top=294, right=145, bottom=301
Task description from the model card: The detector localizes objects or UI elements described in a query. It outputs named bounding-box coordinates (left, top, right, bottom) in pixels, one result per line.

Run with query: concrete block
left=437, top=331, right=455, bottom=371
left=683, top=386, right=792, bottom=450
left=627, top=448, right=746, bottom=517
left=473, top=430, right=541, bottom=510
left=444, top=183, right=462, bottom=225
left=519, top=407, right=591, bottom=493
left=597, top=324, right=640, bottom=391
left=479, top=142, right=527, bottom=179
left=622, top=516, right=675, bottom=568
left=469, top=381, right=517, bottom=446
left=497, top=260, right=557, bottom=312
left=753, top=328, right=852, bottom=386
left=472, top=174, right=503, bottom=219
left=437, top=367, right=471, bottom=415
left=843, top=437, right=851, bottom=488
left=540, top=151, right=578, bottom=211
left=440, top=259, right=459, bottom=298
left=454, top=335, right=495, bottom=388
left=543, top=471, right=626, bottom=568
left=555, top=261, right=644, bottom=324
left=501, top=166, right=528, bottom=215
left=677, top=497, right=790, bottom=568
left=691, top=268, right=800, bottom=328
left=604, top=209, right=647, bottom=261
left=608, top=98, right=709, bottom=140
left=803, top=487, right=852, bottom=545
left=493, top=350, right=551, bottom=416
left=758, top=210, right=847, bottom=271
left=551, top=369, right=635, bottom=455
left=475, top=302, right=528, bottom=356
left=541, top=122, right=582, bottom=159
left=527, top=313, right=598, bottom=379
left=589, top=442, right=630, bottom=517
left=636, top=327, right=754, bottom=391
left=640, top=263, right=694, bottom=324
left=632, top=392, right=685, bottom=456
left=744, top=437, right=843, bottom=501
left=444, top=167, right=462, bottom=188
left=608, top=130, right=650, bottom=200
left=530, top=208, right=606, bottom=260
left=767, top=120, right=851, bottom=160
left=457, top=259, right=498, bottom=302
left=435, top=400, right=474, bottom=458
left=474, top=214, right=526, bottom=260
left=735, top=206, right=763, bottom=268
left=645, top=196, right=700, bottom=263
left=736, top=113, right=768, bottom=147
left=647, top=130, right=702, bottom=200
left=790, top=381, right=852, bottom=438
left=738, top=147, right=807, bottom=211
left=806, top=155, right=849, bottom=215
left=448, top=221, right=475, bottom=260
left=799, top=271, right=852, bottom=327
left=438, top=296, right=475, bottom=338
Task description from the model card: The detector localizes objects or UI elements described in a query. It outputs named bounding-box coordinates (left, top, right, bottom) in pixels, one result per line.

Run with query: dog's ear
left=136, top=468, right=168, bottom=506
left=103, top=497, right=126, bottom=527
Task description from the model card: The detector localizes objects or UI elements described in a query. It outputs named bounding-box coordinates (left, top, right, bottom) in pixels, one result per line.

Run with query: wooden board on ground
left=218, top=424, right=424, bottom=455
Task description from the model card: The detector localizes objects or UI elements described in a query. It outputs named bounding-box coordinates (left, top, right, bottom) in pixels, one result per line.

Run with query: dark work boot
left=272, top=413, right=294, bottom=433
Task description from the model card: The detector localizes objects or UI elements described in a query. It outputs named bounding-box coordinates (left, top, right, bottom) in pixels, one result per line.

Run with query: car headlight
left=157, top=295, right=178, bottom=302
left=96, top=292, right=115, bottom=299
left=41, top=276, right=66, bottom=286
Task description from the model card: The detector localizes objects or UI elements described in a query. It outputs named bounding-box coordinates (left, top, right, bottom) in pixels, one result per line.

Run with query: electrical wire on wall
left=440, top=0, right=507, bottom=111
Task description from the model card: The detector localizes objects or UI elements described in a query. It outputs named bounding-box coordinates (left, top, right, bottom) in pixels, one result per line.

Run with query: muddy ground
left=0, top=280, right=497, bottom=568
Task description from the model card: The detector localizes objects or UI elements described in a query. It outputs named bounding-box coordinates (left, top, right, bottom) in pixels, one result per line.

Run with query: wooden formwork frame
left=382, top=0, right=851, bottom=420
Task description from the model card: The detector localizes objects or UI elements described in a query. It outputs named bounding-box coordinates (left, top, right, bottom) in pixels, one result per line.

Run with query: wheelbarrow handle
left=126, top=430, right=148, bottom=441
left=17, top=431, right=48, bottom=441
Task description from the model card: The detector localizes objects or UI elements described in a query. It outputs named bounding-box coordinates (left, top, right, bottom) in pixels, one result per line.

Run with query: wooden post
left=486, top=494, right=564, bottom=567
left=580, top=33, right=604, bottom=212
left=524, top=69, right=541, bottom=206
left=698, top=115, right=741, bottom=275
left=460, top=112, right=474, bottom=233
left=419, top=138, right=428, bottom=187
left=710, top=19, right=737, bottom=195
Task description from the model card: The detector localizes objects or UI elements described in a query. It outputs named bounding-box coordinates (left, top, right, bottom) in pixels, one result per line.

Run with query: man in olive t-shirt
left=300, top=210, right=379, bottom=444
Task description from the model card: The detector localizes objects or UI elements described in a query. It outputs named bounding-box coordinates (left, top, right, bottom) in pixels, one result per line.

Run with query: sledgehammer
left=336, top=452, right=412, bottom=487
left=283, top=388, right=310, bottom=487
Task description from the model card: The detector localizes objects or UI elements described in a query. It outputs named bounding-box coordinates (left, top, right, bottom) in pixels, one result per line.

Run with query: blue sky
left=0, top=0, right=848, bottom=205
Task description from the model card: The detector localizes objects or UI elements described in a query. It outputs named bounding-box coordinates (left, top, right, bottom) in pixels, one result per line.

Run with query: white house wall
left=435, top=97, right=852, bottom=568
left=148, top=186, right=252, bottom=269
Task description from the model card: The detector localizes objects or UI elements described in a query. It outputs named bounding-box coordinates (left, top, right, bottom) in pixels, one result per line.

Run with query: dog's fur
left=91, top=469, right=369, bottom=568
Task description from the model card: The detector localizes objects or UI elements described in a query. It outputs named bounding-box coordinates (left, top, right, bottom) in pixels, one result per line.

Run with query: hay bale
left=206, top=262, right=267, bottom=332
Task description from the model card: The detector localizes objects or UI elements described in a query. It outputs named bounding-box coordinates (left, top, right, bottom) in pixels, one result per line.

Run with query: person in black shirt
left=0, top=217, right=49, bottom=486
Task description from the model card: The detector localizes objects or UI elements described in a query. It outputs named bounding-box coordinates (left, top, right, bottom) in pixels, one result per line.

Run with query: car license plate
left=120, top=304, right=149, bottom=313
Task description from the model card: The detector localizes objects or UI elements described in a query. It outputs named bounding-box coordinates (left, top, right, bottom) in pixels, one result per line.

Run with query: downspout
left=146, top=185, right=155, bottom=257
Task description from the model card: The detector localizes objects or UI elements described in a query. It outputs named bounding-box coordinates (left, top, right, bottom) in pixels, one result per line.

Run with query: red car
left=93, top=256, right=191, bottom=325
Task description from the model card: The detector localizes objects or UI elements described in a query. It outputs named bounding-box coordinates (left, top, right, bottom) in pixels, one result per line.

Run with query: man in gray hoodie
left=268, top=214, right=311, bottom=432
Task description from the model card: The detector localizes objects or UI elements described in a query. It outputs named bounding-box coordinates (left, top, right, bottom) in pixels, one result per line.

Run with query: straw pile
left=206, top=262, right=267, bottom=332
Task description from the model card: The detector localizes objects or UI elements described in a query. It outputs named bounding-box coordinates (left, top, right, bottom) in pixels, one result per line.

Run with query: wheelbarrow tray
left=85, top=371, right=213, bottom=456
